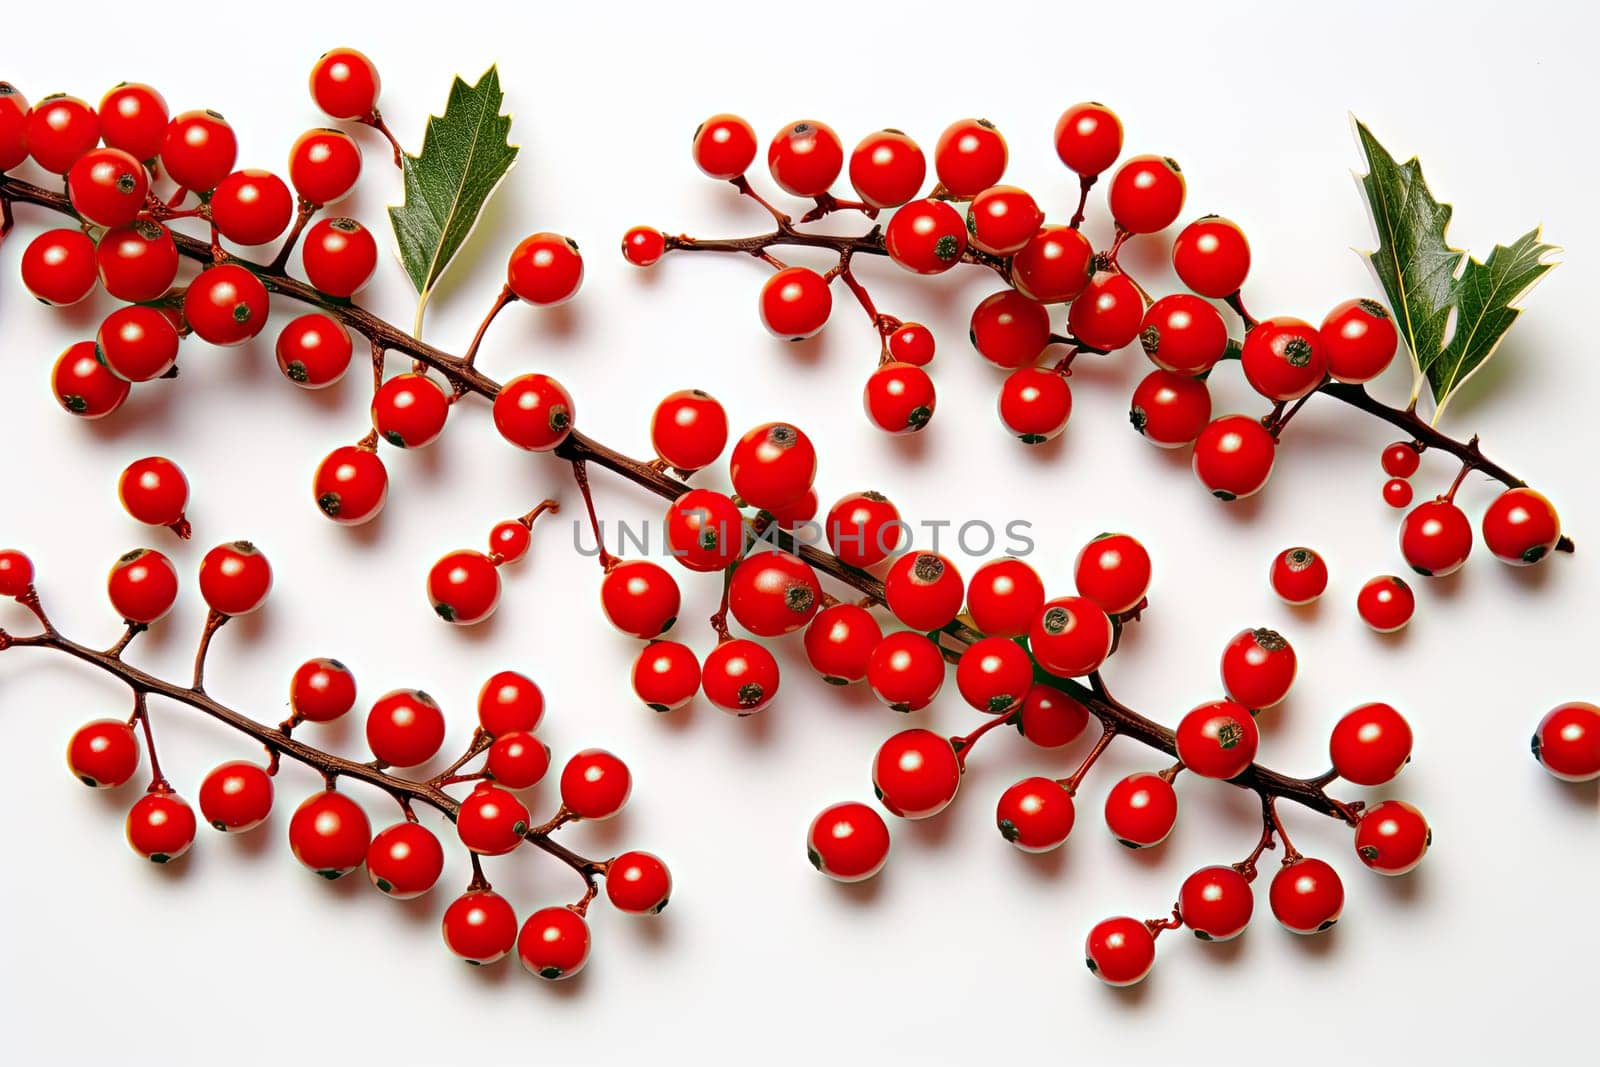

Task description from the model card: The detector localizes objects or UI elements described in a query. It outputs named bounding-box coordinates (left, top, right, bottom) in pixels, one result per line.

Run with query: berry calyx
left=1532, top=702, right=1600, bottom=782
left=560, top=749, right=632, bottom=820
left=872, top=728, right=961, bottom=820
left=1084, top=916, right=1156, bottom=987
left=287, top=790, right=371, bottom=878
left=1353, top=800, right=1430, bottom=876
left=1028, top=596, right=1113, bottom=678
left=1329, top=702, right=1413, bottom=786
left=67, top=719, right=140, bottom=788
left=808, top=801, right=891, bottom=882
left=1219, top=628, right=1297, bottom=711
left=1482, top=487, right=1562, bottom=565
left=701, top=639, right=780, bottom=715
left=1175, top=700, right=1259, bottom=780
left=1269, top=547, right=1328, bottom=605
left=1357, top=575, right=1415, bottom=633
left=996, top=776, right=1075, bottom=852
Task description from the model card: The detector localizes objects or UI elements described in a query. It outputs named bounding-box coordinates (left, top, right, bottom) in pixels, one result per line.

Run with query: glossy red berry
left=864, top=361, right=936, bottom=434
left=127, top=789, right=197, bottom=863
left=489, top=520, right=532, bottom=563
left=428, top=550, right=500, bottom=625
left=1054, top=103, right=1123, bottom=176
left=1270, top=857, right=1344, bottom=933
left=1130, top=369, right=1211, bottom=447
left=1179, top=865, right=1254, bottom=941
left=1354, top=800, right=1429, bottom=875
left=1139, top=293, right=1229, bottom=375
left=848, top=129, right=926, bottom=210
left=1382, top=478, right=1414, bottom=509
left=730, top=422, right=817, bottom=511
left=768, top=120, right=843, bottom=197
left=650, top=389, right=727, bottom=471
left=118, top=457, right=188, bottom=532
left=1532, top=702, right=1600, bottom=782
left=884, top=552, right=964, bottom=631
left=1220, top=628, right=1297, bottom=710
left=1104, top=771, right=1178, bottom=847
left=886, top=198, right=967, bottom=275
left=184, top=263, right=269, bottom=347
left=1068, top=273, right=1144, bottom=351
left=702, top=639, right=780, bottom=715
left=53, top=342, right=129, bottom=418
left=1193, top=415, right=1276, bottom=500
left=442, top=890, right=516, bottom=964
left=808, top=801, right=890, bottom=882
left=872, top=728, right=961, bottom=819
left=98, top=306, right=180, bottom=383
left=67, top=719, right=140, bottom=788
left=518, top=907, right=590, bottom=981
left=560, top=749, right=631, bottom=819
left=26, top=94, right=99, bottom=173
left=1357, top=575, right=1414, bottom=633
left=107, top=548, right=179, bottom=624
left=372, top=373, right=449, bottom=448
left=1270, top=547, right=1328, bottom=605
left=1241, top=316, right=1326, bottom=401
left=607, top=851, right=672, bottom=914
left=1381, top=442, right=1421, bottom=477
left=933, top=118, right=1006, bottom=197
left=199, top=541, right=271, bottom=616
left=1010, top=225, right=1093, bottom=304
left=759, top=266, right=832, bottom=340
left=1175, top=700, right=1259, bottom=780
left=1172, top=216, right=1251, bottom=297
left=1330, top=702, right=1413, bottom=786
left=366, top=689, right=446, bottom=767
left=288, top=128, right=362, bottom=206
left=803, top=604, right=883, bottom=686
left=1074, top=533, right=1152, bottom=616
left=161, top=110, right=237, bottom=192
left=1321, top=298, right=1398, bottom=383
left=1028, top=596, right=1113, bottom=678
left=477, top=671, right=544, bottom=736
left=600, top=559, right=681, bottom=638
left=96, top=220, right=179, bottom=302
left=484, top=732, right=551, bottom=790
left=1018, top=687, right=1090, bottom=747
left=866, top=630, right=946, bottom=712
left=493, top=373, right=574, bottom=451
left=290, top=658, right=357, bottom=723
left=310, top=48, right=381, bottom=119
left=1400, top=499, right=1472, bottom=577
left=633, top=641, right=700, bottom=712
left=210, top=169, right=294, bottom=246
left=998, top=367, right=1072, bottom=444
left=456, top=783, right=531, bottom=855
left=288, top=790, right=371, bottom=877
left=664, top=488, right=744, bottom=572
left=366, top=822, right=445, bottom=899
left=22, top=229, right=98, bottom=306
left=887, top=322, right=935, bottom=366
left=825, top=491, right=902, bottom=568
left=1482, top=488, right=1562, bottom=565
left=302, top=217, right=377, bottom=297
left=967, top=185, right=1043, bottom=256
left=970, top=289, right=1051, bottom=369
left=198, top=761, right=274, bottom=833
left=692, top=114, right=757, bottom=180
left=507, top=232, right=583, bottom=305
left=966, top=557, right=1046, bottom=638
left=1109, top=155, right=1185, bottom=234
left=996, top=777, right=1075, bottom=852
left=66, top=147, right=149, bottom=228
left=729, top=549, right=820, bottom=637
left=1085, top=917, right=1155, bottom=987
left=0, top=549, right=32, bottom=598
left=314, top=445, right=387, bottom=525
left=0, top=84, right=26, bottom=171
left=98, top=83, right=169, bottom=161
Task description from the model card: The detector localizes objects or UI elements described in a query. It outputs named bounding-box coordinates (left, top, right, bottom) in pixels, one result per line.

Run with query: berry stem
left=570, top=460, right=617, bottom=570
left=461, top=285, right=516, bottom=368
left=360, top=111, right=405, bottom=169
left=131, top=691, right=166, bottom=788
left=190, top=609, right=229, bottom=693
left=268, top=198, right=321, bottom=273
left=1068, top=175, right=1096, bottom=230
left=104, top=621, right=146, bottom=660
left=1057, top=723, right=1116, bottom=795
left=949, top=711, right=1017, bottom=766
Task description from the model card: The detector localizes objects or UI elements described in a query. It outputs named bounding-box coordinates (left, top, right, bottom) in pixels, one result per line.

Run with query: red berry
left=650, top=389, right=728, bottom=472
left=1399, top=499, right=1472, bottom=577
left=477, top=671, right=544, bottom=736
left=1130, top=369, right=1212, bottom=447
left=692, top=114, right=757, bottom=180
left=633, top=641, right=700, bottom=712
left=1354, top=800, right=1429, bottom=875
left=98, top=306, right=180, bottom=383
left=702, top=639, right=780, bottom=715
left=184, top=263, right=269, bottom=347
left=198, top=761, right=273, bottom=833
left=442, top=890, right=517, bottom=964
left=1175, top=700, right=1259, bottom=780
left=967, top=184, right=1043, bottom=256
left=493, top=373, right=574, bottom=451
left=1270, top=857, right=1344, bottom=933
left=966, top=557, right=1046, bottom=638
left=804, top=604, right=883, bottom=685
left=600, top=559, right=681, bottom=638
left=1381, top=442, right=1421, bottom=478
left=489, top=521, right=532, bottom=563
left=428, top=550, right=500, bottom=625
left=730, top=422, right=817, bottom=511
left=996, top=776, right=1075, bottom=852
left=302, top=217, right=377, bottom=297
left=457, top=783, right=531, bottom=855
left=486, top=732, right=551, bottom=789
left=607, top=851, right=672, bottom=914
left=0, top=84, right=26, bottom=171
left=107, top=548, right=179, bottom=624
left=1017, top=689, right=1090, bottom=748
left=1321, top=298, right=1398, bottom=384
left=767, top=120, right=843, bottom=197
left=26, top=95, right=99, bottom=173
left=560, top=749, right=631, bottom=820
left=759, top=266, right=832, bottom=340
left=372, top=372, right=449, bottom=448
left=1179, top=865, right=1254, bottom=941
left=1193, top=415, right=1276, bottom=500
left=808, top=801, right=891, bottom=882
left=825, top=491, right=902, bottom=568
left=1241, top=316, right=1326, bottom=401
left=1104, top=772, right=1178, bottom=847
left=664, top=488, right=744, bottom=572
left=1533, top=702, right=1600, bottom=782
left=1054, top=103, right=1123, bottom=177
left=53, top=341, right=129, bottom=418
left=22, top=228, right=98, bottom=305
left=864, top=361, right=936, bottom=434
left=367, top=822, right=444, bottom=899
left=1139, top=293, right=1229, bottom=375
left=1482, top=487, right=1562, bottom=565
left=1068, top=273, right=1143, bottom=351
left=1330, top=702, right=1413, bottom=786
left=161, top=110, right=237, bottom=192
left=118, top=456, right=188, bottom=531
left=1108, top=155, right=1185, bottom=234
left=98, top=83, right=169, bottom=161
left=884, top=552, right=964, bottom=631
left=1220, top=628, right=1297, bottom=711
left=66, top=147, right=149, bottom=228
left=1010, top=225, right=1093, bottom=303
left=933, top=118, right=1006, bottom=197
left=366, top=689, right=445, bottom=767
left=866, top=630, right=946, bottom=712
left=288, top=790, right=371, bottom=877
left=872, top=728, right=960, bottom=819
left=314, top=445, right=388, bottom=525
left=1085, top=917, right=1155, bottom=987
left=507, top=232, right=583, bottom=305
left=849, top=129, right=926, bottom=209
left=970, top=289, right=1051, bottom=369
left=768, top=487, right=819, bottom=530
left=126, top=789, right=197, bottom=863
left=886, top=198, right=968, bottom=275
left=97, top=220, right=179, bottom=302
left=1357, top=575, right=1414, bottom=633
left=1028, top=596, right=1113, bottom=678
left=518, top=907, right=590, bottom=981
left=1172, top=216, right=1250, bottom=297
left=310, top=48, right=381, bottom=119
left=288, top=128, right=362, bottom=206
left=290, top=658, right=357, bottom=723
left=198, top=540, right=272, bottom=616
left=0, top=549, right=32, bottom=598
left=1383, top=478, right=1414, bottom=509
left=887, top=322, right=935, bottom=366
left=66, top=719, right=140, bottom=788
left=210, top=169, right=294, bottom=246
left=729, top=549, right=820, bottom=637
left=1269, top=547, right=1328, bottom=605
left=1074, top=533, right=1152, bottom=616
left=998, top=367, right=1072, bottom=444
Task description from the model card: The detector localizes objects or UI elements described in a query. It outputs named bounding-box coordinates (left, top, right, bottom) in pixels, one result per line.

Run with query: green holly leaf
left=1354, top=120, right=1558, bottom=420
left=388, top=67, right=519, bottom=335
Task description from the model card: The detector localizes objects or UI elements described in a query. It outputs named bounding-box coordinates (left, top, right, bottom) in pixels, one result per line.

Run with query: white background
left=1, top=1, right=1595, bottom=1063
